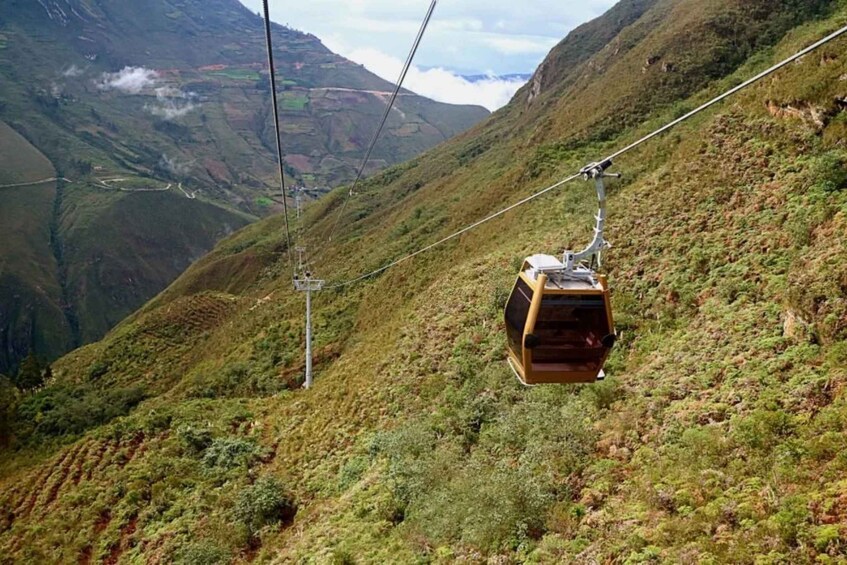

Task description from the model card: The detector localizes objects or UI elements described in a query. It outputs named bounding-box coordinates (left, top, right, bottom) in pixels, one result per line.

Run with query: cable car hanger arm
left=564, top=160, right=620, bottom=274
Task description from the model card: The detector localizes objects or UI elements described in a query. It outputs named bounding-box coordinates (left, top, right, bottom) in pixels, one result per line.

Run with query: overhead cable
left=322, top=22, right=847, bottom=290
left=326, top=0, right=439, bottom=244
left=262, top=0, right=294, bottom=271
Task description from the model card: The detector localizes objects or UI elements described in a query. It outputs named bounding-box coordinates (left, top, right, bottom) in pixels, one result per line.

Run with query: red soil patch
left=104, top=515, right=138, bottom=565
left=43, top=442, right=88, bottom=509
left=87, top=440, right=116, bottom=481
left=71, top=440, right=95, bottom=486
left=117, top=433, right=145, bottom=469
left=17, top=445, right=76, bottom=518
left=78, top=545, right=93, bottom=565
left=13, top=458, right=56, bottom=516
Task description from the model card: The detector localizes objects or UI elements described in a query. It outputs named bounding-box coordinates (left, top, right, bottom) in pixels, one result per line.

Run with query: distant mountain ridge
left=2, top=0, right=846, bottom=562
left=460, top=73, right=533, bottom=83
left=0, top=0, right=488, bottom=373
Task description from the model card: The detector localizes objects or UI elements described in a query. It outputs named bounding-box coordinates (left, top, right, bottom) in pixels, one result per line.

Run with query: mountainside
left=0, top=0, right=488, bottom=373
left=2, top=0, right=847, bottom=563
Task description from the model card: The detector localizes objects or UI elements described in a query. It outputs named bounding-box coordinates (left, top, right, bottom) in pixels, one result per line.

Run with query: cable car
left=505, top=161, right=618, bottom=385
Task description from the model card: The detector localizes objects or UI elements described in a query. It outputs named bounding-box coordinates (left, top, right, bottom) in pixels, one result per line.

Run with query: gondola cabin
left=505, top=254, right=615, bottom=385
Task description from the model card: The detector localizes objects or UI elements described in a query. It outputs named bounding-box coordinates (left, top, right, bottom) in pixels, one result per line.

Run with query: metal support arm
left=563, top=160, right=620, bottom=274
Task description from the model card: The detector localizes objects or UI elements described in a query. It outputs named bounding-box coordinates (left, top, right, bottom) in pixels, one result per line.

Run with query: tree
left=15, top=353, right=44, bottom=392
left=0, top=376, right=18, bottom=446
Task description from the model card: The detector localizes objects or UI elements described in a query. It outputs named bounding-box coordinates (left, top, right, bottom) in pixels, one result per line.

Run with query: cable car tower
left=293, top=247, right=324, bottom=389
left=293, top=186, right=303, bottom=219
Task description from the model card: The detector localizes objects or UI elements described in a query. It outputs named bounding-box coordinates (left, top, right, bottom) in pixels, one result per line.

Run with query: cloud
left=62, top=64, right=84, bottom=78
left=144, top=86, right=197, bottom=120
left=98, top=66, right=159, bottom=94
left=97, top=68, right=197, bottom=119
left=343, top=47, right=526, bottom=111
left=146, top=86, right=198, bottom=120
left=241, top=0, right=618, bottom=75
left=483, top=36, right=558, bottom=55
left=159, top=154, right=193, bottom=176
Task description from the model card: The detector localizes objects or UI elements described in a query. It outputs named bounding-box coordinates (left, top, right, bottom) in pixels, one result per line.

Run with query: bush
left=15, top=384, right=146, bottom=440
left=175, top=543, right=230, bottom=565
left=813, top=524, right=842, bottom=553
left=202, top=437, right=263, bottom=469
left=234, top=476, right=296, bottom=535
left=0, top=376, right=19, bottom=446
left=176, top=425, right=213, bottom=454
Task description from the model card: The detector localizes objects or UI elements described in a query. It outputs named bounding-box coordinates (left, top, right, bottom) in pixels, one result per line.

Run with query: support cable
left=326, top=0, right=438, bottom=244
left=262, top=0, right=294, bottom=271
left=321, top=22, right=847, bottom=290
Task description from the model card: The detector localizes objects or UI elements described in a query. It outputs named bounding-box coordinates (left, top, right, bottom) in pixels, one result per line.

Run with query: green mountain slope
left=2, top=0, right=847, bottom=562
left=0, top=122, right=73, bottom=370
left=0, top=0, right=487, bottom=373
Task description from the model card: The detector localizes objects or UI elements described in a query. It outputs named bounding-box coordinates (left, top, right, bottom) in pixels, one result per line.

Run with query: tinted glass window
left=532, top=295, right=611, bottom=371
left=505, top=278, right=532, bottom=358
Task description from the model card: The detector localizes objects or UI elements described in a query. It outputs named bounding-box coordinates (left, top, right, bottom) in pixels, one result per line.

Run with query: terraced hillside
left=1, top=0, right=846, bottom=563
left=0, top=0, right=487, bottom=372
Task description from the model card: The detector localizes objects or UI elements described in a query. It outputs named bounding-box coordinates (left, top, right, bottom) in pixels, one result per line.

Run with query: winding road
left=0, top=175, right=201, bottom=200
left=0, top=177, right=72, bottom=189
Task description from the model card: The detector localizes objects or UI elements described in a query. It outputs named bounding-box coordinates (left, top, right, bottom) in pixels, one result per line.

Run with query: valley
left=0, top=0, right=488, bottom=373
left=1, top=0, right=846, bottom=563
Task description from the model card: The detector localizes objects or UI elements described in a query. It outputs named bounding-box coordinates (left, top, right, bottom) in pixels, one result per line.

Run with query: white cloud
left=241, top=0, right=618, bottom=75
left=146, top=86, right=198, bottom=120
left=344, top=47, right=526, bottom=111
left=483, top=35, right=558, bottom=55
left=97, top=68, right=198, bottom=119
left=159, top=154, right=193, bottom=176
left=98, top=66, right=159, bottom=94
left=62, top=64, right=84, bottom=78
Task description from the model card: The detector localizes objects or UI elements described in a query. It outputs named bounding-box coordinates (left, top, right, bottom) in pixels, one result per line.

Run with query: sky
left=239, top=0, right=617, bottom=110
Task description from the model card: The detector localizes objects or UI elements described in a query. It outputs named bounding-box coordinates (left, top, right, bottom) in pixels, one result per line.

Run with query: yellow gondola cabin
left=505, top=255, right=615, bottom=385
left=504, top=161, right=619, bottom=385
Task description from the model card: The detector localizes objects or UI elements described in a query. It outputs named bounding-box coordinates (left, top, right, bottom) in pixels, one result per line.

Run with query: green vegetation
left=2, top=0, right=847, bottom=563
left=205, top=68, right=261, bottom=81
left=12, top=354, right=46, bottom=393
left=234, top=476, right=297, bottom=536
left=0, top=0, right=487, bottom=373
left=254, top=195, right=273, bottom=208
left=280, top=93, right=308, bottom=111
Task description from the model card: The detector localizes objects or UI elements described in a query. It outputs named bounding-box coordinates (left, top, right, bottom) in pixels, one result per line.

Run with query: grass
left=206, top=68, right=261, bottom=81
left=0, top=0, right=488, bottom=373
left=254, top=196, right=273, bottom=208
left=2, top=0, right=847, bottom=563
left=280, top=93, right=308, bottom=111
left=0, top=121, right=72, bottom=372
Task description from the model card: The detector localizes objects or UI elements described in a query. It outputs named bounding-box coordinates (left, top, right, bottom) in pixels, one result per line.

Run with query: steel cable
left=262, top=0, right=295, bottom=271
left=318, top=22, right=847, bottom=290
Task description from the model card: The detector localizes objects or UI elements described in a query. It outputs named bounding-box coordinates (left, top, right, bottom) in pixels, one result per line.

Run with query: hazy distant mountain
left=0, top=0, right=488, bottom=373
left=460, top=73, right=532, bottom=83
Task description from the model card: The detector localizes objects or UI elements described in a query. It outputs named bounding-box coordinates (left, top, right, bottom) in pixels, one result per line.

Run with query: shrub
left=202, top=437, right=263, bottom=469
left=771, top=495, right=811, bottom=545
left=0, top=376, right=19, bottom=446
left=812, top=524, right=842, bottom=553
left=176, top=425, right=213, bottom=454
left=14, top=384, right=145, bottom=440
left=337, top=455, right=369, bottom=491
left=87, top=360, right=110, bottom=381
left=234, top=476, right=296, bottom=535
left=175, top=543, right=230, bottom=565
